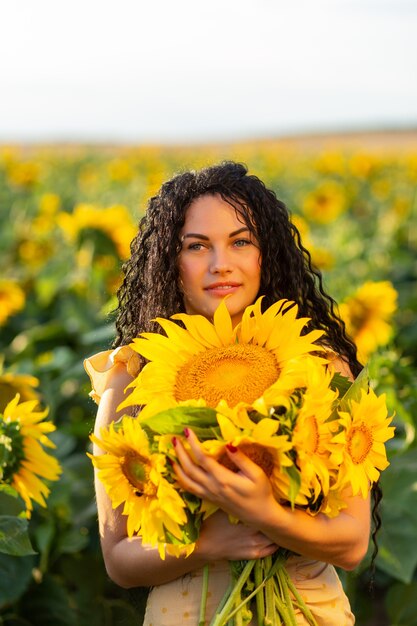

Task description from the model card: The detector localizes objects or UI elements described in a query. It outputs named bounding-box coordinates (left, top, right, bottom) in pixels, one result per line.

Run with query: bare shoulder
left=94, top=362, right=137, bottom=433
left=327, top=352, right=354, bottom=382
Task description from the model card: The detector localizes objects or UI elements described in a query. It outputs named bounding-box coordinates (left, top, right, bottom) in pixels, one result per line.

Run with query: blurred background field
left=0, top=132, right=416, bottom=625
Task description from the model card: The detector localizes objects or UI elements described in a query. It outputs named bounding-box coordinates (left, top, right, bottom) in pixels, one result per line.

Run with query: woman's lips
left=204, top=282, right=241, bottom=297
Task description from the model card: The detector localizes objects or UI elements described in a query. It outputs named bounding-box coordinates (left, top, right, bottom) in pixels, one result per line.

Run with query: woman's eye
left=188, top=242, right=205, bottom=251
left=233, top=239, right=251, bottom=247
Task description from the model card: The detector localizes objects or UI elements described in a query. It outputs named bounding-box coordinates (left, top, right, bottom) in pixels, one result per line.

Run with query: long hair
left=114, top=161, right=361, bottom=372
left=113, top=160, right=381, bottom=564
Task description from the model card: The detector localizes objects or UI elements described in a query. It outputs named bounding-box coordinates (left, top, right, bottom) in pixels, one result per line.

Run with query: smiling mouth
left=205, top=283, right=241, bottom=291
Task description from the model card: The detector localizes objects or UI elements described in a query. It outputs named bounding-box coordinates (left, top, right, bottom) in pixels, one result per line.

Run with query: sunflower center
left=0, top=420, right=24, bottom=482
left=121, top=452, right=156, bottom=497
left=350, top=304, right=370, bottom=334
left=175, top=344, right=280, bottom=408
left=347, top=423, right=373, bottom=464
left=219, top=443, right=275, bottom=477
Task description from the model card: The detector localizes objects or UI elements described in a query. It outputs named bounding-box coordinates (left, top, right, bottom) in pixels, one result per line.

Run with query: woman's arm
left=172, top=357, right=371, bottom=572
left=93, top=364, right=278, bottom=589
left=173, top=431, right=370, bottom=571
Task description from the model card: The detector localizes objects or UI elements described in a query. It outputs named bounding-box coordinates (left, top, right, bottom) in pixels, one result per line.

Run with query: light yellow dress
left=85, top=347, right=355, bottom=626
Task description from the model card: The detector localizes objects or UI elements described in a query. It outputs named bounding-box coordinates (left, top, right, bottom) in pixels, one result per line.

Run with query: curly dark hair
left=113, top=159, right=381, bottom=568
left=114, top=161, right=361, bottom=370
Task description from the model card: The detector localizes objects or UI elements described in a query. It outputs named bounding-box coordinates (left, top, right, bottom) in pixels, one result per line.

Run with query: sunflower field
left=0, top=140, right=416, bottom=626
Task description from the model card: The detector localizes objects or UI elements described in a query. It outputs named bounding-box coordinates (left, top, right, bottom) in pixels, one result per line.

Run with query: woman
left=85, top=162, right=371, bottom=625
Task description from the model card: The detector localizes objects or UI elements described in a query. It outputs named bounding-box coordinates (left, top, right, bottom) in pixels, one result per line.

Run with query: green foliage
left=0, top=554, right=35, bottom=609
left=0, top=143, right=416, bottom=625
left=141, top=405, right=219, bottom=439
left=0, top=517, right=36, bottom=557
left=386, top=582, right=417, bottom=626
left=377, top=449, right=417, bottom=584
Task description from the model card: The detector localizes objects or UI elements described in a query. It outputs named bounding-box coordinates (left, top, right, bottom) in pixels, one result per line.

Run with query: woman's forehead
left=184, top=194, right=250, bottom=229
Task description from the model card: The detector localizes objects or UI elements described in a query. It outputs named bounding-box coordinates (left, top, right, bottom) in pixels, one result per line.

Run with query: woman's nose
left=209, top=249, right=233, bottom=274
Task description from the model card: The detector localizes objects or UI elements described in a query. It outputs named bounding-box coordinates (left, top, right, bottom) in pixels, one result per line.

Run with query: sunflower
left=202, top=401, right=293, bottom=498
left=119, top=298, right=325, bottom=419
left=57, top=203, right=136, bottom=260
left=0, top=370, right=40, bottom=413
left=339, top=281, right=398, bottom=362
left=320, top=483, right=350, bottom=518
left=89, top=417, right=188, bottom=555
left=335, top=388, right=395, bottom=498
left=0, top=279, right=25, bottom=326
left=0, top=394, right=61, bottom=516
left=290, top=360, right=341, bottom=502
left=302, top=181, right=347, bottom=224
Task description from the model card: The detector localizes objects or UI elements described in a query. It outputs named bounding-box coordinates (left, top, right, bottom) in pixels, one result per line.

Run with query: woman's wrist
left=193, top=532, right=218, bottom=564
left=253, top=500, right=292, bottom=545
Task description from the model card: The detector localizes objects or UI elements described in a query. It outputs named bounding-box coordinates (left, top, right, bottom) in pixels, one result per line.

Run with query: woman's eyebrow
left=181, top=227, right=249, bottom=241
left=181, top=233, right=209, bottom=241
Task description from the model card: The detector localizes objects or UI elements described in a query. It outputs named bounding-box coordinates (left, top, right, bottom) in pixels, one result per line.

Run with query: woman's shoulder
left=323, top=348, right=354, bottom=381
left=84, top=345, right=141, bottom=404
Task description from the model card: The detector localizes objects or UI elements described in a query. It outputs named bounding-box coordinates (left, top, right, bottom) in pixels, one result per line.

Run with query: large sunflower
left=119, top=298, right=325, bottom=419
left=89, top=417, right=188, bottom=555
left=335, top=388, right=395, bottom=498
left=0, top=394, right=61, bottom=516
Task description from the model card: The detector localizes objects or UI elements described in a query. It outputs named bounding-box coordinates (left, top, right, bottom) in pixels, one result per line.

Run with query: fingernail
left=226, top=443, right=238, bottom=453
left=183, top=428, right=190, bottom=437
left=172, top=436, right=177, bottom=446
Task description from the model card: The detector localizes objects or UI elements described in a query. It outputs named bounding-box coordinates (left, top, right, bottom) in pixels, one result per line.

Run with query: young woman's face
left=178, top=194, right=262, bottom=327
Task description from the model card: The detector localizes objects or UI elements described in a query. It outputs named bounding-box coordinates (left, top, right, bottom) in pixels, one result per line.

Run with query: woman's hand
left=196, top=510, right=279, bottom=562
left=172, top=429, right=279, bottom=528
left=172, top=429, right=370, bottom=570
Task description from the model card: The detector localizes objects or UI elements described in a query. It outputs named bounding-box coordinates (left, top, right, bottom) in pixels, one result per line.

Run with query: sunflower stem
left=276, top=570, right=297, bottom=626
left=254, top=559, right=265, bottom=626
left=211, top=582, right=234, bottom=618
left=221, top=555, right=284, bottom=624
left=274, top=576, right=296, bottom=626
left=274, top=593, right=291, bottom=626
left=209, top=560, right=256, bottom=626
left=264, top=556, right=277, bottom=626
left=235, top=593, right=243, bottom=626
left=283, top=574, right=319, bottom=626
left=198, top=563, right=210, bottom=626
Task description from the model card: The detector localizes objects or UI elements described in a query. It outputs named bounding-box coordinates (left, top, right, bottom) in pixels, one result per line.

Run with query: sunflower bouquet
left=89, top=298, right=394, bottom=626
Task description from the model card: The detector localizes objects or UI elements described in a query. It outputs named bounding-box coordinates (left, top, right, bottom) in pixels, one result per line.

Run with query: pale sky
left=1, top=0, right=416, bottom=143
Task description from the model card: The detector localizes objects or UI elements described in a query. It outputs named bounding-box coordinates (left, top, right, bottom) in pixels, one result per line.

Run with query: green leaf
left=183, top=491, right=202, bottom=514
left=165, top=509, right=201, bottom=545
left=330, top=372, right=352, bottom=397
left=35, top=521, right=55, bottom=555
left=55, top=528, right=90, bottom=555
left=140, top=406, right=218, bottom=437
left=0, top=553, right=35, bottom=608
left=376, top=448, right=417, bottom=583
left=0, top=516, right=36, bottom=556
left=19, top=574, right=78, bottom=626
left=386, top=581, right=417, bottom=625
left=0, top=486, right=25, bottom=517
left=0, top=483, right=19, bottom=497
left=282, top=464, right=301, bottom=509
left=338, top=365, right=369, bottom=412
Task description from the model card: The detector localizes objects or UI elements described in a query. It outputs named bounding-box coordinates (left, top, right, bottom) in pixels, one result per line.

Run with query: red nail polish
left=184, top=428, right=190, bottom=437
left=226, top=443, right=238, bottom=453
left=172, top=436, right=177, bottom=446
